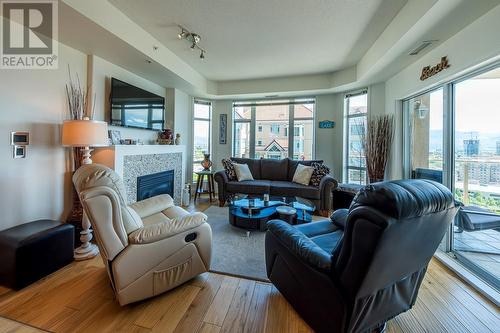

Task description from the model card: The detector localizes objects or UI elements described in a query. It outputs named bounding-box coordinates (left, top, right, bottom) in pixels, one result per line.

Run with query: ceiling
left=109, top=0, right=407, bottom=81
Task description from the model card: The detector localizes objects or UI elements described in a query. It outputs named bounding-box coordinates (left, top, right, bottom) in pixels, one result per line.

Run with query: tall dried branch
left=361, top=114, right=394, bottom=182
left=65, top=66, right=96, bottom=170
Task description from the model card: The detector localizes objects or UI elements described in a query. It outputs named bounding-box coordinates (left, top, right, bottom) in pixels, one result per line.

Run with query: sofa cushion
left=231, top=158, right=262, bottom=179
left=270, top=181, right=320, bottom=199
left=310, top=162, right=330, bottom=187
left=226, top=180, right=271, bottom=194
left=295, top=220, right=338, bottom=238
left=221, top=158, right=237, bottom=181
left=309, top=230, right=343, bottom=254
left=287, top=158, right=324, bottom=181
left=292, top=164, right=314, bottom=185
left=233, top=163, right=254, bottom=181
left=261, top=158, right=288, bottom=181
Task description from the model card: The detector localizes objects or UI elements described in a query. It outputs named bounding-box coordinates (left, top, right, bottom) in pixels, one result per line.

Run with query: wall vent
left=408, top=40, right=437, bottom=56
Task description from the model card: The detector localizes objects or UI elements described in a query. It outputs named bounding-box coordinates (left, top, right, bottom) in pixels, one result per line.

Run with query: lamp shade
left=62, top=119, right=109, bottom=147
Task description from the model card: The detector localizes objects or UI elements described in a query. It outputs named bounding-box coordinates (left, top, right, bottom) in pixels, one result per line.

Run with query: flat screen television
left=110, top=78, right=165, bottom=130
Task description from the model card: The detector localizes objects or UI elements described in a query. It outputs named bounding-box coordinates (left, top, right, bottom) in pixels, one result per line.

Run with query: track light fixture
left=178, top=29, right=187, bottom=39
left=177, top=25, right=206, bottom=60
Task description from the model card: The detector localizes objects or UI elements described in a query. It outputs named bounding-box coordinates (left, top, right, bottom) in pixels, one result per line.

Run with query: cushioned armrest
left=214, top=170, right=229, bottom=184
left=128, top=212, right=207, bottom=244
left=331, top=209, right=349, bottom=230
left=129, top=194, right=174, bottom=218
left=318, top=175, right=338, bottom=211
left=267, top=220, right=332, bottom=272
left=320, top=175, right=338, bottom=190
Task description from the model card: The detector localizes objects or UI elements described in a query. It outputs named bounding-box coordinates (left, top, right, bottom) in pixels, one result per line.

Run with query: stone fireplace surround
left=93, top=145, right=186, bottom=205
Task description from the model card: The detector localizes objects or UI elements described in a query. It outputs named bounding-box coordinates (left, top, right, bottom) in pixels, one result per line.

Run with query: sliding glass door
left=405, top=88, right=444, bottom=183
left=404, top=64, right=500, bottom=291
left=452, top=67, right=500, bottom=290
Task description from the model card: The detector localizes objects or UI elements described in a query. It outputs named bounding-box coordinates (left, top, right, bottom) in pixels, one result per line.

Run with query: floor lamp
left=62, top=118, right=108, bottom=260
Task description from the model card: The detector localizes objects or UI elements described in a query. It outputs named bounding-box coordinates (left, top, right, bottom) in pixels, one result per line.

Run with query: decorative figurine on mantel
left=175, top=133, right=181, bottom=145
left=201, top=153, right=212, bottom=170
left=157, top=128, right=173, bottom=145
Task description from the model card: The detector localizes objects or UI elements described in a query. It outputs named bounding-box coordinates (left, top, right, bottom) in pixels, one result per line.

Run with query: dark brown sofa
left=214, top=158, right=338, bottom=216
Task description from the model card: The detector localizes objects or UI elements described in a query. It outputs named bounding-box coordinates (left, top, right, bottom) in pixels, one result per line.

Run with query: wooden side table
left=194, top=170, right=216, bottom=202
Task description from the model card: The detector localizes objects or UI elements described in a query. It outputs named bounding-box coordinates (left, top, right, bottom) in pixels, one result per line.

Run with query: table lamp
left=62, top=117, right=108, bottom=260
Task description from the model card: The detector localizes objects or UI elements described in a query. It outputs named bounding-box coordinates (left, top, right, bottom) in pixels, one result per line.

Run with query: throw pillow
left=233, top=163, right=254, bottom=181
left=310, top=162, right=330, bottom=187
left=221, top=158, right=237, bottom=181
left=292, top=163, right=315, bottom=186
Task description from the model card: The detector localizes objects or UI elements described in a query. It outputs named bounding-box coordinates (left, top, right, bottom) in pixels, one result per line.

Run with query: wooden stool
left=194, top=170, right=216, bottom=202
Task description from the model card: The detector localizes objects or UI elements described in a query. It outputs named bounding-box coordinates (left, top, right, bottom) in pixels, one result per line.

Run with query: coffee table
left=228, top=195, right=315, bottom=231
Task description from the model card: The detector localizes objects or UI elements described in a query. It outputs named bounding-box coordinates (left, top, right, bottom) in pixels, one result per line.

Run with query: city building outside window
left=193, top=100, right=211, bottom=182
left=233, top=99, right=315, bottom=160
left=344, top=90, right=368, bottom=184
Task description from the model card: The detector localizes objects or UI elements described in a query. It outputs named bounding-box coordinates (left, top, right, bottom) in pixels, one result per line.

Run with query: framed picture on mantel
left=219, top=114, right=227, bottom=144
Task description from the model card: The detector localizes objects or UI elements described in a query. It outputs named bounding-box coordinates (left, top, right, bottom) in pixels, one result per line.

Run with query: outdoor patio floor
left=454, top=228, right=500, bottom=281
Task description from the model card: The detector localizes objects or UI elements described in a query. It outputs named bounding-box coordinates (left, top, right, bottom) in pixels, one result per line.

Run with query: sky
left=427, top=77, right=500, bottom=134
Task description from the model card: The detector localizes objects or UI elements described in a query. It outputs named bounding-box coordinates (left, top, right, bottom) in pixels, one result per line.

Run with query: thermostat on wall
left=13, top=145, right=26, bottom=159
left=11, top=132, right=29, bottom=146
left=11, top=132, right=29, bottom=159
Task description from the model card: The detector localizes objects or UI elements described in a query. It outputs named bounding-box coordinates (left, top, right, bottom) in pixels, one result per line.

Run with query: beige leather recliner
left=73, top=163, right=212, bottom=306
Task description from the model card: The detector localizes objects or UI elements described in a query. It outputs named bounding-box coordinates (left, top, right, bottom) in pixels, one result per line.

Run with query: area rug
left=204, top=205, right=268, bottom=281
left=204, top=205, right=324, bottom=281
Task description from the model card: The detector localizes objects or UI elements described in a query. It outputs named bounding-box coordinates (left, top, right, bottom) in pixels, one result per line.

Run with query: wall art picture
left=108, top=130, right=122, bottom=145
left=219, top=113, right=227, bottom=144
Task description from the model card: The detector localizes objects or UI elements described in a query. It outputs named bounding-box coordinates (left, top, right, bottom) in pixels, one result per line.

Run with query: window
left=344, top=90, right=368, bottom=184
left=270, top=124, right=280, bottom=134
left=193, top=100, right=211, bottom=181
left=233, top=99, right=315, bottom=160
left=403, top=64, right=500, bottom=292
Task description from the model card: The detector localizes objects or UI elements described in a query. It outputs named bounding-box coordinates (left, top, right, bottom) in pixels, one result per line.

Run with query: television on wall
left=109, top=78, right=165, bottom=130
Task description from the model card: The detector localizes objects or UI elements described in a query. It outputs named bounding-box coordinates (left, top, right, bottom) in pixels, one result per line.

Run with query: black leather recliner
left=265, top=179, right=458, bottom=333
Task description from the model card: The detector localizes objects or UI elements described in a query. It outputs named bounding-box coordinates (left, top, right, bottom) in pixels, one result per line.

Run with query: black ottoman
left=0, top=220, right=74, bottom=290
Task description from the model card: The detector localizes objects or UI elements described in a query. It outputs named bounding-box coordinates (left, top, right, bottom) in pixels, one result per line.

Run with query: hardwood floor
left=0, top=199, right=498, bottom=332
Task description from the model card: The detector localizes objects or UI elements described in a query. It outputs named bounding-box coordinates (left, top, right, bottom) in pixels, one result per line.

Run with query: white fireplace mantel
left=93, top=145, right=186, bottom=204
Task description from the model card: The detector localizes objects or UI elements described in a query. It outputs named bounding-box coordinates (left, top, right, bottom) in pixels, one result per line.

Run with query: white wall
left=315, top=94, right=344, bottom=179
left=173, top=89, right=193, bottom=183
left=211, top=100, right=233, bottom=172
left=0, top=44, right=87, bottom=231
left=384, top=4, right=500, bottom=180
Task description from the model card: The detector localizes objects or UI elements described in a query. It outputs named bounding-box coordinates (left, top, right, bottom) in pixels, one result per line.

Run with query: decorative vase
left=175, top=133, right=181, bottom=145
left=201, top=153, right=212, bottom=170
